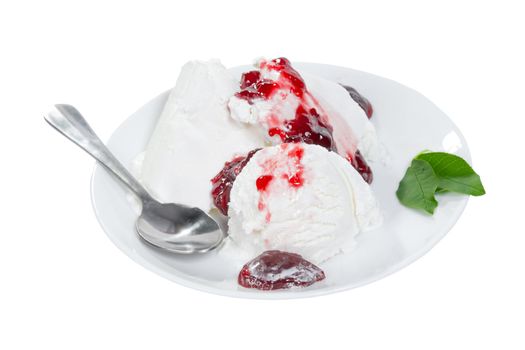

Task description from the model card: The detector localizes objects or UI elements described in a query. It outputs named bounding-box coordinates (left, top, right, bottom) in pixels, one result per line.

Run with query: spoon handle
left=45, top=104, right=154, bottom=204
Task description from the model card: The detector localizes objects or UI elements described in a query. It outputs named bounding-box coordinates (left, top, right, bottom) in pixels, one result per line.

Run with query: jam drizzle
left=211, top=149, right=260, bottom=215
left=340, top=84, right=374, bottom=119
left=235, top=57, right=372, bottom=183
left=255, top=144, right=305, bottom=222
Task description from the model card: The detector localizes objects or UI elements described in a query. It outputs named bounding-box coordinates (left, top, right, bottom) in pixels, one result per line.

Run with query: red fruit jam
left=284, top=144, right=305, bottom=188
left=238, top=250, right=326, bottom=290
left=269, top=105, right=336, bottom=152
left=211, top=149, right=260, bottom=215
left=340, top=84, right=374, bottom=119
left=347, top=150, right=373, bottom=184
left=234, top=57, right=373, bottom=183
left=256, top=175, right=274, bottom=192
left=253, top=144, right=306, bottom=222
left=240, top=70, right=260, bottom=89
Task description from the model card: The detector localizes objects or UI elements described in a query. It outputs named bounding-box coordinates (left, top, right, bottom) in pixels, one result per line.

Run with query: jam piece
left=235, top=57, right=306, bottom=104
left=269, top=105, right=336, bottom=152
left=256, top=175, right=274, bottom=192
left=240, top=70, right=260, bottom=89
left=235, top=89, right=262, bottom=101
left=235, top=68, right=280, bottom=103
left=235, top=80, right=280, bottom=102
left=268, top=127, right=286, bottom=140
left=211, top=149, right=260, bottom=215
left=340, top=84, right=374, bottom=119
left=255, top=80, right=280, bottom=99
left=285, top=145, right=305, bottom=188
left=269, top=57, right=306, bottom=97
left=348, top=150, right=373, bottom=184
left=238, top=250, right=325, bottom=290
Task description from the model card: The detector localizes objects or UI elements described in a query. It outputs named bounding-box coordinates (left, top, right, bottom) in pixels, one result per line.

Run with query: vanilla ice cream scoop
left=226, top=143, right=382, bottom=264
left=140, top=60, right=266, bottom=210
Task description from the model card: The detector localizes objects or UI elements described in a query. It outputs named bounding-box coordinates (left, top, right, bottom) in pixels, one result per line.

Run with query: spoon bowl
left=137, top=201, right=224, bottom=253
left=45, top=104, right=226, bottom=254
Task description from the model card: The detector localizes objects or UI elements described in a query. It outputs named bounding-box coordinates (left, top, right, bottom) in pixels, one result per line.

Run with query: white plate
left=91, top=63, right=470, bottom=299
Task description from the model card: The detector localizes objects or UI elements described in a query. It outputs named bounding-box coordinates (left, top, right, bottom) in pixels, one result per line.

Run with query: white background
left=1, top=0, right=524, bottom=349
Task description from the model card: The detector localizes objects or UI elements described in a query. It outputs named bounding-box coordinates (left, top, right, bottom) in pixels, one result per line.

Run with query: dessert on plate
left=137, top=57, right=383, bottom=291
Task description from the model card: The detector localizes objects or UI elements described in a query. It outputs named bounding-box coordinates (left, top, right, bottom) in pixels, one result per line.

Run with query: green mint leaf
left=396, top=159, right=439, bottom=214
left=415, top=152, right=486, bottom=196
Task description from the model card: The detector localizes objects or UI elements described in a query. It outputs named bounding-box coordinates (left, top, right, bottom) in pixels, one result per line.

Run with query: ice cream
left=139, top=57, right=384, bottom=289
left=225, top=143, right=382, bottom=264
left=140, top=60, right=266, bottom=210
left=227, top=57, right=381, bottom=183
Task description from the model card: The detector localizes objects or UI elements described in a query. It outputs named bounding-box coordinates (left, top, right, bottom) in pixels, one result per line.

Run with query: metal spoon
left=45, top=104, right=226, bottom=254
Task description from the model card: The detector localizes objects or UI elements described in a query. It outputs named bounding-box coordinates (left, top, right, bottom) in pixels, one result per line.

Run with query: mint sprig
left=396, top=159, right=439, bottom=214
left=396, top=152, right=485, bottom=214
left=415, top=152, right=485, bottom=196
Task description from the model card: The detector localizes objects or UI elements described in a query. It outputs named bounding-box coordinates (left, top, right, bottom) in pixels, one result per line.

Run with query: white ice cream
left=140, top=60, right=266, bottom=210
left=228, top=59, right=383, bottom=162
left=139, top=58, right=383, bottom=264
left=226, top=143, right=382, bottom=264
left=305, top=74, right=384, bottom=162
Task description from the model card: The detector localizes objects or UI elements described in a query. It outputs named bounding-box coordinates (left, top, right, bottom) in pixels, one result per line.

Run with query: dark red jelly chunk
left=285, top=145, right=305, bottom=188
left=240, top=70, right=261, bottom=89
left=255, top=80, right=280, bottom=99
left=211, top=149, right=260, bottom=215
left=236, top=66, right=280, bottom=103
left=235, top=57, right=307, bottom=103
left=235, top=79, right=280, bottom=102
left=238, top=250, right=325, bottom=290
left=340, top=84, right=373, bottom=119
left=235, top=89, right=262, bottom=101
left=256, top=175, right=274, bottom=192
left=348, top=150, right=373, bottom=184
left=271, top=58, right=306, bottom=97
left=270, top=57, right=291, bottom=67
left=269, top=105, right=337, bottom=152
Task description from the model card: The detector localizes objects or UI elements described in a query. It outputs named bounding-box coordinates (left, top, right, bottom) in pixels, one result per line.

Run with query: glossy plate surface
left=91, top=63, right=470, bottom=299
